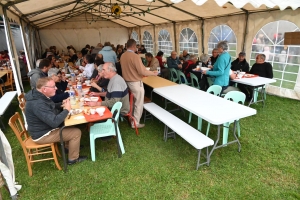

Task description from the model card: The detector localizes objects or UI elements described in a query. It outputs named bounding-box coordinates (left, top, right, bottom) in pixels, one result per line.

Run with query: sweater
left=101, top=74, right=130, bottom=115
left=25, top=89, right=69, bottom=140
left=250, top=62, right=273, bottom=78
left=167, top=57, right=181, bottom=69
left=206, top=52, right=231, bottom=87
left=148, top=57, right=160, bottom=71
left=120, top=51, right=155, bottom=82
left=231, top=58, right=250, bottom=72
left=27, top=68, right=48, bottom=89
left=99, top=46, right=117, bottom=63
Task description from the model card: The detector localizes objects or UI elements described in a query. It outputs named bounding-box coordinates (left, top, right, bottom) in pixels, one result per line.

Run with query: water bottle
left=70, top=72, right=75, bottom=83
left=77, top=82, right=82, bottom=93
left=157, top=67, right=161, bottom=74
left=69, top=87, right=76, bottom=105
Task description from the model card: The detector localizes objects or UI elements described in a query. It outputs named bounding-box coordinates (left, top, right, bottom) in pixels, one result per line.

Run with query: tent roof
left=1, top=0, right=300, bottom=28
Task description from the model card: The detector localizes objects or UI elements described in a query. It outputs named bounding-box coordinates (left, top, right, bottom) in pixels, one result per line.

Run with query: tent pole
left=1, top=7, right=23, bottom=95
left=201, top=19, right=204, bottom=54
left=242, top=11, right=249, bottom=52
left=173, top=22, right=177, bottom=52
left=153, top=25, right=156, bottom=55
left=19, top=18, right=32, bottom=72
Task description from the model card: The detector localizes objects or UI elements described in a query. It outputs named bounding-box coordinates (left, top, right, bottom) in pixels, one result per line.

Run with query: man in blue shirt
left=167, top=51, right=182, bottom=70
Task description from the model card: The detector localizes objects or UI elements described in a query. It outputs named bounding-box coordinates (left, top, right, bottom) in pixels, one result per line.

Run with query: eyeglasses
left=44, top=85, right=57, bottom=89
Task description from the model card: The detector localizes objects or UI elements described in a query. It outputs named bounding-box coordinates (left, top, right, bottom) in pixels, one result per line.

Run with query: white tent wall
left=39, top=14, right=128, bottom=53
left=140, top=25, right=156, bottom=54
left=176, top=20, right=203, bottom=54
left=245, top=9, right=300, bottom=99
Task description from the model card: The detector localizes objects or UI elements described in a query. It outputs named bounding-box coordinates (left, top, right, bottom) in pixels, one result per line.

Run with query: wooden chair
left=0, top=71, right=14, bottom=96
left=122, top=91, right=139, bottom=135
left=18, top=92, right=26, bottom=104
left=8, top=112, right=62, bottom=176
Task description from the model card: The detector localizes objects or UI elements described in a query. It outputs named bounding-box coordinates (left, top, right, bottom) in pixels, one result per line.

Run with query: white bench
left=143, top=103, right=214, bottom=170
left=0, top=91, right=17, bottom=129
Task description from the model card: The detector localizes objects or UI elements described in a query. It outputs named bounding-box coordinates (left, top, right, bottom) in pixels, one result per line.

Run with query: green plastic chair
left=89, top=102, right=125, bottom=161
left=177, top=70, right=191, bottom=85
left=207, top=91, right=246, bottom=145
left=169, top=68, right=179, bottom=83
left=188, top=85, right=222, bottom=131
left=190, top=72, right=200, bottom=89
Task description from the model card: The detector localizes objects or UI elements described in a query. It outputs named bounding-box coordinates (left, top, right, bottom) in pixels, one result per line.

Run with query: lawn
left=1, top=83, right=299, bottom=199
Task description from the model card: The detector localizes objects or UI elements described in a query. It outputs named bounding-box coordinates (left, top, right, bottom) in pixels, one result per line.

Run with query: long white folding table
left=153, top=84, right=257, bottom=165
left=232, top=77, right=276, bottom=107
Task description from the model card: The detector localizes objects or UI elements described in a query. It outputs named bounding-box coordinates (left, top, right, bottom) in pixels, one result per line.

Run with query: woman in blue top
left=203, top=41, right=231, bottom=93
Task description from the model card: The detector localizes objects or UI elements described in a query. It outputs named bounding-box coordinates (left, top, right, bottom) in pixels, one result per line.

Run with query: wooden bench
left=0, top=91, right=17, bottom=129
left=143, top=103, right=214, bottom=170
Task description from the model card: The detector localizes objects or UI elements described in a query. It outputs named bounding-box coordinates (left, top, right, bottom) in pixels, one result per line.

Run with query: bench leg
left=164, top=125, right=176, bottom=142
left=196, top=149, right=201, bottom=170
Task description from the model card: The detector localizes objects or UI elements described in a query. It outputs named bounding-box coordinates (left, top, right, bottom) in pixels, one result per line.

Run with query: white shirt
left=82, top=63, right=94, bottom=79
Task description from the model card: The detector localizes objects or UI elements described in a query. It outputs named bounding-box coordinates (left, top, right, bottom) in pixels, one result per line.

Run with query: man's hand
left=63, top=99, right=71, bottom=111
left=202, top=70, right=207, bottom=75
left=90, top=82, right=98, bottom=88
left=89, top=92, right=100, bottom=96
left=153, top=71, right=159, bottom=76
left=178, top=64, right=182, bottom=69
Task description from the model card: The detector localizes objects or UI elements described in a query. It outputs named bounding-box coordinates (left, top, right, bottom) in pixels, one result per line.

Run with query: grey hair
left=217, top=41, right=228, bottom=51
left=200, top=54, right=210, bottom=63
left=48, top=68, right=59, bottom=77
left=97, top=64, right=103, bottom=71
left=258, top=54, right=266, bottom=61
left=189, top=54, right=197, bottom=60
left=106, top=62, right=117, bottom=72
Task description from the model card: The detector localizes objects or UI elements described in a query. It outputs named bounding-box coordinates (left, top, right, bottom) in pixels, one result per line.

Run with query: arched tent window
left=251, top=20, right=300, bottom=90
left=142, top=31, right=153, bottom=54
left=130, top=31, right=139, bottom=44
left=158, top=29, right=173, bottom=57
left=179, top=28, right=198, bottom=56
left=208, top=25, right=237, bottom=60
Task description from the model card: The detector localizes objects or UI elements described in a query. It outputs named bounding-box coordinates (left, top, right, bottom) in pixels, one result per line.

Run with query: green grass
left=1, top=83, right=299, bottom=199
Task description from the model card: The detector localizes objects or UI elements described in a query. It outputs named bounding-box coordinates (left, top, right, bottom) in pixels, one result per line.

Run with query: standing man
left=27, top=58, right=51, bottom=89
left=167, top=51, right=182, bottom=70
left=25, top=77, right=86, bottom=165
left=120, top=39, right=158, bottom=128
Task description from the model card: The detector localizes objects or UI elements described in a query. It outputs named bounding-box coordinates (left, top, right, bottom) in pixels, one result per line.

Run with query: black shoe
left=68, top=156, right=87, bottom=165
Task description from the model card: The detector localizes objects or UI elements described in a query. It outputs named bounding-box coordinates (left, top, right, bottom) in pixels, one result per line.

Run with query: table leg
left=59, top=126, right=68, bottom=172
left=208, top=125, right=221, bottom=165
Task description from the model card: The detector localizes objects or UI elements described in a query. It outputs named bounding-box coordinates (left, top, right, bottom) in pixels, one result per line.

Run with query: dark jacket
left=50, top=81, right=69, bottom=103
left=250, top=62, right=273, bottom=78
left=210, top=55, right=219, bottom=65
left=231, top=58, right=250, bottom=72
left=90, top=78, right=110, bottom=92
left=167, top=57, right=181, bottom=69
left=25, top=89, right=69, bottom=140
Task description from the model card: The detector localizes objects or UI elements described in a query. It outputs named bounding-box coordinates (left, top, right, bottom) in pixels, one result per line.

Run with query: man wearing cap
left=231, top=52, right=249, bottom=73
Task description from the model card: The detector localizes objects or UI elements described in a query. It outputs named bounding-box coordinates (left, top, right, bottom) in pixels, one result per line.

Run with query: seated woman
left=90, top=57, right=104, bottom=80
left=182, top=54, right=197, bottom=82
left=89, top=65, right=109, bottom=100
left=48, top=69, right=69, bottom=103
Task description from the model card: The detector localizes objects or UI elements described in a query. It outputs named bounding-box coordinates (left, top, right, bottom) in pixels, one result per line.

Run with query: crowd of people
left=24, top=39, right=273, bottom=166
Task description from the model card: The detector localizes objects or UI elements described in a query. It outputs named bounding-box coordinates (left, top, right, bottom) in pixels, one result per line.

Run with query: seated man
left=145, top=53, right=159, bottom=71
left=239, top=54, right=273, bottom=100
left=231, top=52, right=249, bottom=72
left=48, top=69, right=69, bottom=103
left=179, top=50, right=190, bottom=62
left=155, top=51, right=169, bottom=80
left=25, top=77, right=86, bottom=165
left=88, top=62, right=129, bottom=115
left=27, top=59, right=51, bottom=89
left=167, top=51, right=182, bottom=70
left=210, top=48, right=219, bottom=65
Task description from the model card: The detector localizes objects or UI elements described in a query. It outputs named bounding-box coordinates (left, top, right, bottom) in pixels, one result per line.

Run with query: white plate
left=201, top=67, right=210, bottom=71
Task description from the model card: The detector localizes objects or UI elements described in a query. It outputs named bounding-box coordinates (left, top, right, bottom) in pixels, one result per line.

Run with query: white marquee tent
left=0, top=0, right=300, bottom=99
